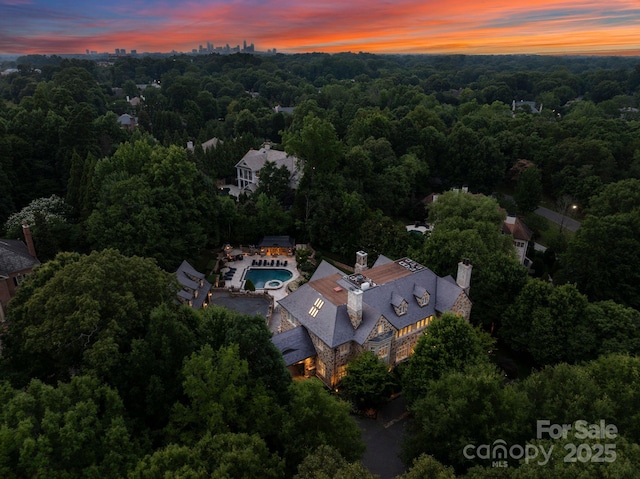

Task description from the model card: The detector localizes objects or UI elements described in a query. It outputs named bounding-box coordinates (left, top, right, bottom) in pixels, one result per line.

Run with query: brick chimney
left=21, top=221, right=37, bottom=259
left=354, top=250, right=368, bottom=274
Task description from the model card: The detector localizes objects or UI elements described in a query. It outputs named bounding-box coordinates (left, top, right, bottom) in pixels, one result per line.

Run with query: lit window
left=377, top=345, right=389, bottom=359
left=395, top=324, right=414, bottom=338
left=337, top=365, right=347, bottom=379
left=396, top=343, right=410, bottom=361
left=317, top=359, right=326, bottom=378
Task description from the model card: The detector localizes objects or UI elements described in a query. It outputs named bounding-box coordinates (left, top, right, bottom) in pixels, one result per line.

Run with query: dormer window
left=413, top=284, right=430, bottom=307
left=395, top=302, right=407, bottom=316
left=391, top=292, right=408, bottom=316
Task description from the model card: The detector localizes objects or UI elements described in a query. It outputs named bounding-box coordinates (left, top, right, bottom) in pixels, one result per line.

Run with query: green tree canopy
left=0, top=376, right=138, bottom=479
left=2, top=249, right=175, bottom=385
left=167, top=344, right=283, bottom=445
left=197, top=306, right=292, bottom=404
left=514, top=165, right=542, bottom=214
left=341, top=351, right=395, bottom=411
left=281, top=378, right=365, bottom=474
left=404, top=363, right=530, bottom=472
left=129, top=432, right=285, bottom=479
left=562, top=210, right=640, bottom=309
left=295, top=445, right=377, bottom=479
left=501, top=279, right=596, bottom=365
left=402, top=312, right=493, bottom=403
left=396, top=454, right=456, bottom=479
left=86, top=139, right=220, bottom=269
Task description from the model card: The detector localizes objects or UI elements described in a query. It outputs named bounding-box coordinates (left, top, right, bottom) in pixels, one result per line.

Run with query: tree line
left=2, top=51, right=640, bottom=477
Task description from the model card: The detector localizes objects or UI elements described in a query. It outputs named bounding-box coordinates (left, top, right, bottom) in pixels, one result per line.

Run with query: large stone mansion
left=272, top=252, right=472, bottom=387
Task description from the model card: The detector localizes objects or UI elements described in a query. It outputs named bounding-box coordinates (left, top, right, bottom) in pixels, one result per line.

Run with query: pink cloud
left=1, top=0, right=639, bottom=55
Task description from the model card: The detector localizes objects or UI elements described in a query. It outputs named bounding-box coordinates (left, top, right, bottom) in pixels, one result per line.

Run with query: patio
left=217, top=250, right=299, bottom=302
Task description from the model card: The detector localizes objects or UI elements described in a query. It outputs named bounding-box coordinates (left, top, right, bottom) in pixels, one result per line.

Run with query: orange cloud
left=1, top=0, right=639, bottom=55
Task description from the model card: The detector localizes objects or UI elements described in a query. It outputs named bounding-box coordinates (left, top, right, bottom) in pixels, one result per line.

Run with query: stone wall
left=307, top=331, right=336, bottom=386
left=450, top=293, right=473, bottom=321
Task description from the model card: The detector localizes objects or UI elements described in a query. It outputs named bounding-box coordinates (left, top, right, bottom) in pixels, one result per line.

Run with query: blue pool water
left=244, top=268, right=293, bottom=288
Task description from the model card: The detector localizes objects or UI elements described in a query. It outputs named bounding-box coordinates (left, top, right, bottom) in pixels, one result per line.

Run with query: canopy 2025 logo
left=462, top=420, right=617, bottom=467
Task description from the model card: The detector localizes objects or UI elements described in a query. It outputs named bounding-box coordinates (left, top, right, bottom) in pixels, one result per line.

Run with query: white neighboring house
left=235, top=143, right=300, bottom=193
left=502, top=215, right=533, bottom=266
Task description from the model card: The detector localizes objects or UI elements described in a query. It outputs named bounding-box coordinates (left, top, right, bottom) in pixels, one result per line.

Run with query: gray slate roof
left=278, top=257, right=466, bottom=349
left=175, top=260, right=211, bottom=309
left=0, top=239, right=40, bottom=277
left=271, top=326, right=316, bottom=366
left=258, top=236, right=295, bottom=248
left=235, top=146, right=300, bottom=188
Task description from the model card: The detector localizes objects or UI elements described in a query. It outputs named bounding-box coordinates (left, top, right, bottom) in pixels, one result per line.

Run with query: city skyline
left=1, top=0, right=639, bottom=56
left=85, top=40, right=261, bottom=57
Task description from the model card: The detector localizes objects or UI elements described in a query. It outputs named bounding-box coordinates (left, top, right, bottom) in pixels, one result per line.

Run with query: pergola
left=257, top=236, right=295, bottom=256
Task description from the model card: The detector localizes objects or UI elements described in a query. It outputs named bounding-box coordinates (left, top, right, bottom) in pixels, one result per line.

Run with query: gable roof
left=235, top=146, right=300, bottom=187
left=278, top=257, right=466, bottom=348
left=0, top=239, right=40, bottom=277
left=201, top=137, right=221, bottom=151
left=175, top=260, right=211, bottom=309
left=503, top=217, right=533, bottom=241
left=271, top=326, right=316, bottom=366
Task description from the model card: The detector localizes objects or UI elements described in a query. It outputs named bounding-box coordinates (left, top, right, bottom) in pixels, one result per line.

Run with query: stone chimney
left=456, top=258, right=472, bottom=293
left=21, top=221, right=37, bottom=258
left=354, top=250, right=368, bottom=274
left=347, top=288, right=363, bottom=330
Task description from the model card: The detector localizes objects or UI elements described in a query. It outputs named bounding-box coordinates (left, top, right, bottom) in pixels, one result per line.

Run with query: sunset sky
left=1, top=0, right=639, bottom=56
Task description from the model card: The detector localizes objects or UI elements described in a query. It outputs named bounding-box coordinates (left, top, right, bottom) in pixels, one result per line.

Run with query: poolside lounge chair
left=276, top=260, right=280, bottom=266
left=258, top=260, right=262, bottom=266
left=283, top=260, right=288, bottom=267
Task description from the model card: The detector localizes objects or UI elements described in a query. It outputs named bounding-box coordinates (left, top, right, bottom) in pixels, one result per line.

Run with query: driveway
left=357, top=396, right=409, bottom=478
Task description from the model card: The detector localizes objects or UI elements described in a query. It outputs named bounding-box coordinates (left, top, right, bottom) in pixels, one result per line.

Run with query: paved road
left=534, top=206, right=581, bottom=232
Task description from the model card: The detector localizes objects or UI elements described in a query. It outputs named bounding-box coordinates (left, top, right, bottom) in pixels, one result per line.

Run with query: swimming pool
left=244, top=268, right=293, bottom=289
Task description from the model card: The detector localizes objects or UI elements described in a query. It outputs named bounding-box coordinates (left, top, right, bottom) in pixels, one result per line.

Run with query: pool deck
left=221, top=254, right=299, bottom=303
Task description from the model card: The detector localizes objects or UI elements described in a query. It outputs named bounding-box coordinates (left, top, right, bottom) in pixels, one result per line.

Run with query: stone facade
left=449, top=293, right=473, bottom=321
left=272, top=254, right=473, bottom=388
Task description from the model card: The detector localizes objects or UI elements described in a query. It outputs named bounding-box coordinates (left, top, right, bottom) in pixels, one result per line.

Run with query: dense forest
left=1, top=52, right=640, bottom=477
